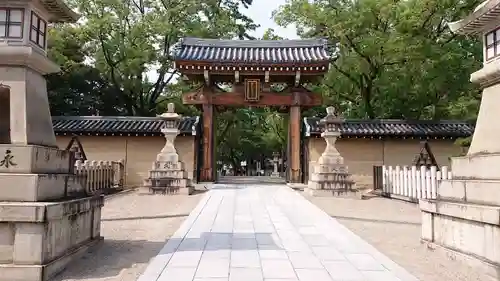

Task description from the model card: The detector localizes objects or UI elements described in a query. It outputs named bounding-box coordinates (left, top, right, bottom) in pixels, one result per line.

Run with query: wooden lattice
left=65, top=135, right=87, bottom=161
left=412, top=141, right=438, bottom=169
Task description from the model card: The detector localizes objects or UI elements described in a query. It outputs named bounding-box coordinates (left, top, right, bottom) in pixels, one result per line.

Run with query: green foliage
left=63, top=0, right=258, bottom=116
left=274, top=0, right=483, bottom=119
left=47, top=26, right=123, bottom=115
left=215, top=108, right=287, bottom=170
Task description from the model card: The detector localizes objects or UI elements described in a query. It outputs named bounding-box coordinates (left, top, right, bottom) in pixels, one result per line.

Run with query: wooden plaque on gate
left=244, top=79, right=261, bottom=102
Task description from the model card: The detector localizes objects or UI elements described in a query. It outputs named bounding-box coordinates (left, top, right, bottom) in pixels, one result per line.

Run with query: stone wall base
left=420, top=198, right=500, bottom=278
left=304, top=187, right=357, bottom=198
left=420, top=240, right=498, bottom=281
left=0, top=196, right=104, bottom=281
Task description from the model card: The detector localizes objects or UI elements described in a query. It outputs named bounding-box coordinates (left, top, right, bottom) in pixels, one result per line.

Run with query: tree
left=274, top=0, right=482, bottom=119
left=68, top=0, right=258, bottom=116
left=47, top=26, right=122, bottom=115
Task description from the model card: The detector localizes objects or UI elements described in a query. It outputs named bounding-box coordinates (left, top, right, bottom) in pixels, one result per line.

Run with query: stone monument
left=0, top=2, right=104, bottom=281
left=420, top=1, right=500, bottom=277
left=144, top=103, right=194, bottom=195
left=305, top=107, right=354, bottom=196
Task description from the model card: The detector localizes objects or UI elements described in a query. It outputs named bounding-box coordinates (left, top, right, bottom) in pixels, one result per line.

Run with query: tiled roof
left=52, top=116, right=200, bottom=136
left=51, top=116, right=474, bottom=139
left=173, top=37, right=331, bottom=65
left=303, top=118, right=474, bottom=138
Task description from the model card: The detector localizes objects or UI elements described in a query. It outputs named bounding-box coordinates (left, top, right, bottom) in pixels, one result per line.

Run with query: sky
left=243, top=0, right=298, bottom=39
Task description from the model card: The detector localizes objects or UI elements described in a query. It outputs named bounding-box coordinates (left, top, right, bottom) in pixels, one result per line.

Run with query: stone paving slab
left=137, top=184, right=420, bottom=281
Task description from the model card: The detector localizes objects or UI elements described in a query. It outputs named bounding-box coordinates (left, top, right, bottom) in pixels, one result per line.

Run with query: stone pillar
left=305, top=107, right=354, bottom=196
left=0, top=2, right=104, bottom=280
left=271, top=152, right=280, bottom=177
left=143, top=103, right=194, bottom=195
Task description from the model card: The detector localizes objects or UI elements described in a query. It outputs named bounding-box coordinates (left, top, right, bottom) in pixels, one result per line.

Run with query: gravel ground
left=52, top=189, right=205, bottom=281
left=302, top=193, right=492, bottom=281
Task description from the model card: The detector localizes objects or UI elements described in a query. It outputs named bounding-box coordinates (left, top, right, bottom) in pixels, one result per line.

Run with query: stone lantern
left=317, top=106, right=343, bottom=165
left=0, top=0, right=78, bottom=147
left=156, top=103, right=181, bottom=162
left=143, top=103, right=194, bottom=195
left=271, top=151, right=280, bottom=177
left=304, top=106, right=354, bottom=196
left=420, top=0, right=500, bottom=273
left=0, top=1, right=105, bottom=281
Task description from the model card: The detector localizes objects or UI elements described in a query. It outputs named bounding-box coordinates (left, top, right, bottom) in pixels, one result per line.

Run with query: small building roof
left=303, top=118, right=474, bottom=139
left=52, top=116, right=200, bottom=136
left=52, top=116, right=474, bottom=139
left=448, top=0, right=500, bottom=34
left=173, top=37, right=331, bottom=65
left=41, top=0, right=79, bottom=22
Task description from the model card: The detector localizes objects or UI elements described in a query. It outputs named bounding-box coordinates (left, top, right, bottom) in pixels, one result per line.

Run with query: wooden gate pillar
left=201, top=104, right=215, bottom=182
left=289, top=105, right=301, bottom=183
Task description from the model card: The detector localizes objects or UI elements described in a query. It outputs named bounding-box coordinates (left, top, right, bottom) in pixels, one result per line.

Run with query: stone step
left=452, top=153, right=500, bottom=180
left=438, top=179, right=500, bottom=206
left=0, top=173, right=85, bottom=201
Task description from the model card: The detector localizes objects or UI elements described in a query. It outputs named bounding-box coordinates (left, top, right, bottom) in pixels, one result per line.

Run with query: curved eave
left=175, top=59, right=331, bottom=67
left=41, top=0, right=80, bottom=23
left=54, top=132, right=195, bottom=137
left=449, top=0, right=500, bottom=34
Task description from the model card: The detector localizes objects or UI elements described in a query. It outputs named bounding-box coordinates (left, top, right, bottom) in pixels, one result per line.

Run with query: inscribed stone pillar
left=144, top=103, right=194, bottom=195
left=305, top=107, right=354, bottom=196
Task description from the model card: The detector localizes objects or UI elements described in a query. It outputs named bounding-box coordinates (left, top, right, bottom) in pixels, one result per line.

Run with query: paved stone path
left=138, top=184, right=419, bottom=281
left=305, top=194, right=492, bottom=281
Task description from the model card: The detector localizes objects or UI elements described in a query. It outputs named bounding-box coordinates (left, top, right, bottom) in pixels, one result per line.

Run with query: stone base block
left=451, top=153, right=500, bottom=180
left=0, top=237, right=102, bottom=281
left=438, top=179, right=500, bottom=206
left=0, top=173, right=85, bottom=202
left=147, top=169, right=187, bottom=179
left=152, top=160, right=184, bottom=171
left=420, top=199, right=500, bottom=270
left=146, top=185, right=194, bottom=195
left=304, top=187, right=358, bottom=197
left=143, top=177, right=190, bottom=188
left=312, top=163, right=348, bottom=174
left=0, top=196, right=104, bottom=281
left=0, top=144, right=72, bottom=174
left=308, top=179, right=354, bottom=191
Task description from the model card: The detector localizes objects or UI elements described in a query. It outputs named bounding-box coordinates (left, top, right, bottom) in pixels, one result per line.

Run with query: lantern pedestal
left=143, top=104, right=194, bottom=195
left=305, top=107, right=355, bottom=197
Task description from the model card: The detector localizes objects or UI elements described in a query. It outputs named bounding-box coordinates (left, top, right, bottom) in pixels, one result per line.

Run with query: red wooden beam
left=182, top=91, right=322, bottom=107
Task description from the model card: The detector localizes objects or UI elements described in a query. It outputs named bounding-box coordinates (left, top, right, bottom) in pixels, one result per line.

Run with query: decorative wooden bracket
left=234, top=71, right=240, bottom=83
left=204, top=70, right=210, bottom=85
left=294, top=71, right=301, bottom=87
left=413, top=141, right=439, bottom=169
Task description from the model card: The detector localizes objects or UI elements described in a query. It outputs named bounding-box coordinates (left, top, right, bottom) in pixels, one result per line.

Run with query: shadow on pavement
left=332, top=215, right=421, bottom=226
left=102, top=213, right=190, bottom=222
left=51, top=239, right=167, bottom=280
